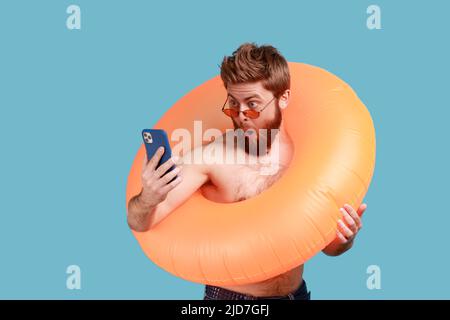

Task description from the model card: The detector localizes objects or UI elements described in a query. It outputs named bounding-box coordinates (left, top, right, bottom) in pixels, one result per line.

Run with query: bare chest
left=201, top=161, right=286, bottom=203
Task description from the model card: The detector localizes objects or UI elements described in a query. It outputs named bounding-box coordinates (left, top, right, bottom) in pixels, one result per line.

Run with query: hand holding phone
left=139, top=129, right=183, bottom=208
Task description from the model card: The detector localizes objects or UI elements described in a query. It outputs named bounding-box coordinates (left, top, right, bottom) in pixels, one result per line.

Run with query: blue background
left=1, top=0, right=448, bottom=299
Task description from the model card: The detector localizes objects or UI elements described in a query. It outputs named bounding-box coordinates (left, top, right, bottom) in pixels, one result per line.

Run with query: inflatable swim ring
left=126, top=62, right=376, bottom=286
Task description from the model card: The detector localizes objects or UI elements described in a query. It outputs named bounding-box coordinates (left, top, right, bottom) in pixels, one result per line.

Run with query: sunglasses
left=222, top=96, right=276, bottom=119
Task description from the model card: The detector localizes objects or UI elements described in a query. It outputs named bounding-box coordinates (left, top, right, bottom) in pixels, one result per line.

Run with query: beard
left=232, top=103, right=282, bottom=156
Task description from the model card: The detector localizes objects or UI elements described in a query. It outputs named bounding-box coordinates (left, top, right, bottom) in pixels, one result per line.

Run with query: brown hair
left=220, top=43, right=290, bottom=98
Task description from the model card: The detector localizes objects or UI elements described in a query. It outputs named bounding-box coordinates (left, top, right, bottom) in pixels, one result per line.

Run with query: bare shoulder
left=177, top=135, right=228, bottom=175
left=200, top=132, right=232, bottom=163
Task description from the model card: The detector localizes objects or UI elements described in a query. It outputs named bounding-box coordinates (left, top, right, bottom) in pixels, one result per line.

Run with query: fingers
left=340, top=207, right=358, bottom=233
left=336, top=230, right=347, bottom=244
left=337, top=219, right=354, bottom=239
left=155, top=156, right=179, bottom=178
left=147, top=147, right=165, bottom=171
left=158, top=166, right=182, bottom=185
left=160, top=175, right=183, bottom=194
left=343, top=204, right=362, bottom=229
left=336, top=203, right=366, bottom=243
left=357, top=203, right=367, bottom=218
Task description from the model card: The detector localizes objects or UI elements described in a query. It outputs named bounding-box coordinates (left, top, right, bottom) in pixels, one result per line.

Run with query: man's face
left=226, top=81, right=282, bottom=143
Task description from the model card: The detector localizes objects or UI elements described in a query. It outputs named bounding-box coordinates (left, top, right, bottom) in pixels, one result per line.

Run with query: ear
left=278, top=89, right=290, bottom=110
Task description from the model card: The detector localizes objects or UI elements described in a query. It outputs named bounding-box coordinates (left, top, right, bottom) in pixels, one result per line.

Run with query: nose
left=238, top=109, right=248, bottom=122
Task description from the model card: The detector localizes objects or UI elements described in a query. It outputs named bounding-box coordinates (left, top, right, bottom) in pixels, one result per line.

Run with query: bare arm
left=127, top=192, right=165, bottom=232
left=127, top=147, right=208, bottom=232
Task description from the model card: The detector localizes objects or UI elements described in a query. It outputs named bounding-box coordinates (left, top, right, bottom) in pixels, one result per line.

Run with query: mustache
left=231, top=108, right=282, bottom=132
left=230, top=107, right=282, bottom=155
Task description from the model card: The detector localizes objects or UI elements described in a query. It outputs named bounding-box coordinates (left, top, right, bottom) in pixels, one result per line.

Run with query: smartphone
left=142, top=129, right=177, bottom=182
